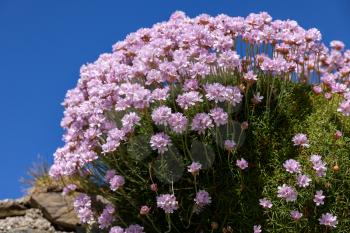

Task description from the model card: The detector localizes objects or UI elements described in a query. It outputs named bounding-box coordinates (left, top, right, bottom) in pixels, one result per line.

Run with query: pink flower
left=73, top=194, right=94, bottom=224
left=313, top=190, right=325, bottom=206
left=110, top=175, right=125, bottom=191
left=176, top=91, right=203, bottom=110
left=151, top=106, right=172, bottom=126
left=125, top=224, right=145, bottom=233
left=156, top=194, right=178, bottom=213
left=319, top=213, right=338, bottom=228
left=252, top=92, right=263, bottom=104
left=330, top=40, right=345, bottom=51
left=312, top=85, right=323, bottom=94
left=194, top=190, right=212, bottom=207
left=290, top=210, right=303, bottom=221
left=98, top=204, right=115, bottom=229
left=224, top=140, right=236, bottom=151
left=236, top=158, right=248, bottom=170
left=297, top=174, right=311, bottom=187
left=110, top=226, right=124, bottom=233
left=209, top=107, right=228, bottom=126
left=225, top=86, right=243, bottom=106
left=188, top=162, right=202, bottom=175
left=204, top=83, right=227, bottom=103
left=253, top=225, right=262, bottom=233
left=168, top=113, right=188, bottom=134
left=62, top=184, right=77, bottom=196
left=259, top=198, right=272, bottom=209
left=334, top=130, right=343, bottom=140
left=283, top=159, right=301, bottom=173
left=244, top=71, right=258, bottom=83
left=292, top=133, right=310, bottom=148
left=191, top=113, right=214, bottom=134
left=310, top=154, right=327, bottom=177
left=277, top=184, right=297, bottom=202
left=150, top=132, right=172, bottom=154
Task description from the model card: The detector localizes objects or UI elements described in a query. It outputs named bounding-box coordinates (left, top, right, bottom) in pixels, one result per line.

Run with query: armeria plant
left=51, top=11, right=350, bottom=233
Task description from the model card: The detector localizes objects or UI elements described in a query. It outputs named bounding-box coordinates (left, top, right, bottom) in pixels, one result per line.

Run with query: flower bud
left=334, top=130, right=342, bottom=140
left=140, top=205, right=150, bottom=215
left=150, top=183, right=158, bottom=192
left=241, top=121, right=249, bottom=130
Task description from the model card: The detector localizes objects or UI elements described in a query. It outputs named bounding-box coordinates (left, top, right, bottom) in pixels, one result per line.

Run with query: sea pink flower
left=290, top=210, right=303, bottom=221
left=110, top=226, right=124, bottom=233
left=236, top=158, right=248, bottom=170
left=191, top=113, right=214, bottom=134
left=252, top=92, right=264, bottom=104
left=176, top=91, right=203, bottom=110
left=209, top=107, right=228, bottom=126
left=125, top=224, right=145, bottom=233
left=73, top=194, right=94, bottom=224
left=151, top=106, right=172, bottom=126
left=244, top=71, right=258, bottom=83
left=156, top=194, right=178, bottom=213
left=150, top=132, right=172, bottom=154
left=224, top=140, right=236, bottom=151
left=310, top=154, right=327, bottom=177
left=168, top=113, right=188, bottom=134
left=292, top=133, right=310, bottom=148
left=319, top=213, right=338, bottom=228
left=297, top=174, right=311, bottom=187
left=259, top=198, right=273, bottom=209
left=110, top=175, right=125, bottom=191
left=98, top=204, right=115, bottom=229
left=194, top=190, right=212, bottom=207
left=188, top=162, right=202, bottom=175
left=283, top=159, right=301, bottom=173
left=62, top=184, right=77, bottom=196
left=277, top=184, right=297, bottom=202
left=253, top=225, right=262, bottom=233
left=314, top=190, right=325, bottom=206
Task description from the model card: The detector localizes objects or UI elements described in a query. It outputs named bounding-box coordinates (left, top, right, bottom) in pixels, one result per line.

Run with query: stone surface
left=0, top=208, right=67, bottom=233
left=0, top=197, right=29, bottom=218
left=29, top=192, right=80, bottom=231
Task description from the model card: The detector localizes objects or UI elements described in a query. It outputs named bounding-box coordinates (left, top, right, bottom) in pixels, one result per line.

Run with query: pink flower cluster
left=50, top=11, right=350, bottom=180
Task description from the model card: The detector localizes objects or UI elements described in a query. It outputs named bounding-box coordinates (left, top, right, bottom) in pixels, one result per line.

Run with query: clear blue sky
left=0, top=0, right=349, bottom=199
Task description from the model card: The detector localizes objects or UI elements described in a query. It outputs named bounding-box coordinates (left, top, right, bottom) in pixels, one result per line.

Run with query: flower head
left=259, top=198, right=272, bottom=209
left=277, top=184, right=297, bottom=202
left=290, top=210, right=303, bottom=221
left=292, top=133, right=310, bottom=148
left=150, top=132, right=172, bottom=154
left=283, top=159, right=301, bottom=173
left=194, top=190, right=212, bottom=207
left=236, top=158, right=248, bottom=170
left=314, top=190, right=325, bottom=206
left=187, top=162, right=202, bottom=175
left=319, top=213, right=338, bottom=228
left=156, top=194, right=178, bottom=213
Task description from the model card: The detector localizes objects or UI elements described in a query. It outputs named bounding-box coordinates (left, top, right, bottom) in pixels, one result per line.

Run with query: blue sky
left=0, top=0, right=349, bottom=199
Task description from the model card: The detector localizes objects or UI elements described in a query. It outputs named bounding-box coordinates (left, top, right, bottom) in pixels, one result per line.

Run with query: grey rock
left=29, top=192, right=79, bottom=231
left=0, top=197, right=30, bottom=218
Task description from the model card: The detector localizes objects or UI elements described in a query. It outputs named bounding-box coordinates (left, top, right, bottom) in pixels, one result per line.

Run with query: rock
left=29, top=192, right=80, bottom=231
left=0, top=197, right=30, bottom=218
left=0, top=208, right=59, bottom=233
